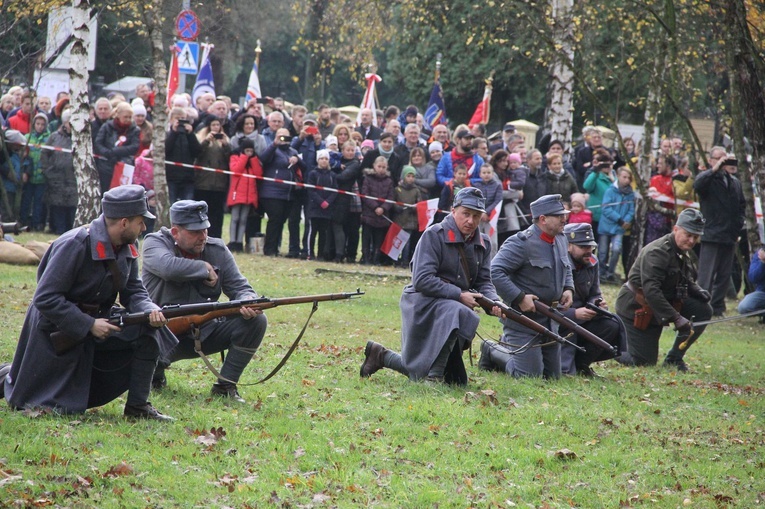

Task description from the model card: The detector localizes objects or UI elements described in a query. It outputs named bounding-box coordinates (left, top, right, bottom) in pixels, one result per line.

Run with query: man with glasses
left=481, top=194, right=574, bottom=378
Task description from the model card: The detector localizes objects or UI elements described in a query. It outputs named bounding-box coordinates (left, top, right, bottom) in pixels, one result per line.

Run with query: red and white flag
left=166, top=45, right=180, bottom=110
left=109, top=162, right=135, bottom=190
left=487, top=200, right=503, bottom=237
left=468, top=80, right=492, bottom=128
left=356, top=73, right=382, bottom=127
left=380, top=223, right=411, bottom=261
left=416, top=198, right=440, bottom=232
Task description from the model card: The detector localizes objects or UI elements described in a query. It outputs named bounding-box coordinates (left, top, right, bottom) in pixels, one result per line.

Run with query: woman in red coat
left=226, top=137, right=262, bottom=252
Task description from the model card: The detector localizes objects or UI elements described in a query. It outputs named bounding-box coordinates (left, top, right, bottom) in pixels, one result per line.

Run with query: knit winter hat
left=401, top=165, right=416, bottom=178
left=429, top=141, right=443, bottom=153
left=316, top=149, right=330, bottom=160
left=361, top=140, right=375, bottom=150
left=239, top=137, right=255, bottom=151
left=132, top=103, right=147, bottom=117
left=569, top=193, right=588, bottom=207
left=508, top=153, right=522, bottom=164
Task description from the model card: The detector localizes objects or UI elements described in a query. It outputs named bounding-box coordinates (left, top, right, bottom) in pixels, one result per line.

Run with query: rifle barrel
left=534, top=300, right=616, bottom=353
left=474, top=294, right=584, bottom=352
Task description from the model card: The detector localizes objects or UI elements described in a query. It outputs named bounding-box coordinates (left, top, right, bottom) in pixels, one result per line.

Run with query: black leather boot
left=360, top=341, right=388, bottom=378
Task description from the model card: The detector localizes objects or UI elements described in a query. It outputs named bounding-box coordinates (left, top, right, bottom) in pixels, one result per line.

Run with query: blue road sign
left=177, top=41, right=199, bottom=75
left=175, top=10, right=200, bottom=41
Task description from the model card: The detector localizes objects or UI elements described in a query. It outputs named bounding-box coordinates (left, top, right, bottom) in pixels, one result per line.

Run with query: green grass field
left=1, top=229, right=763, bottom=508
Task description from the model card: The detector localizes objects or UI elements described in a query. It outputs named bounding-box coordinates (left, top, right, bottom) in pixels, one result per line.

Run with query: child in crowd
left=306, top=149, right=338, bottom=261
left=360, top=139, right=375, bottom=157
left=568, top=192, right=592, bottom=225
left=473, top=164, right=502, bottom=257
left=2, top=130, right=27, bottom=220
left=393, top=166, right=422, bottom=267
left=360, top=156, right=394, bottom=265
left=20, top=113, right=50, bottom=231
left=227, top=137, right=262, bottom=252
left=597, top=167, right=635, bottom=282
left=436, top=163, right=470, bottom=223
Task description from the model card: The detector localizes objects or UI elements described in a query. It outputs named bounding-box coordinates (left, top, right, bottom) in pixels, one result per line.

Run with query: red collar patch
left=447, top=229, right=456, bottom=242
left=95, top=241, right=107, bottom=259
left=129, top=244, right=139, bottom=257
left=540, top=232, right=555, bottom=244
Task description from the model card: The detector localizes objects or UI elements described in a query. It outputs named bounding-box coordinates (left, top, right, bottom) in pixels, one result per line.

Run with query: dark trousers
left=618, top=296, right=712, bottom=366
left=288, top=193, right=308, bottom=256
left=49, top=205, right=76, bottom=235
left=343, top=213, right=361, bottom=262
left=89, top=330, right=160, bottom=408
left=261, top=198, right=290, bottom=256
left=560, top=316, right=621, bottom=375
left=361, top=224, right=388, bottom=265
left=168, top=181, right=195, bottom=203
left=697, top=241, right=735, bottom=314
left=308, top=217, right=331, bottom=260
left=194, top=189, right=226, bottom=239
left=162, top=314, right=267, bottom=384
left=20, top=182, right=46, bottom=230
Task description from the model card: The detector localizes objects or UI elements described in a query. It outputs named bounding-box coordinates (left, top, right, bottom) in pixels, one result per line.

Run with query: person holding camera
left=165, top=107, right=202, bottom=203
left=290, top=117, right=325, bottom=259
left=615, top=209, right=713, bottom=372
left=193, top=117, right=231, bottom=239
left=693, top=147, right=746, bottom=317
left=259, top=128, right=307, bottom=256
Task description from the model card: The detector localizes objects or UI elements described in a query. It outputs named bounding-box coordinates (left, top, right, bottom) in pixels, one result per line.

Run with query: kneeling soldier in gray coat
left=482, top=194, right=574, bottom=378
left=2, top=185, right=172, bottom=421
left=360, top=188, right=501, bottom=385
left=142, top=200, right=267, bottom=402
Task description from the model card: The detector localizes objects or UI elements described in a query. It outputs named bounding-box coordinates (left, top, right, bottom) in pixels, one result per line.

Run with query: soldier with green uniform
left=614, top=209, right=712, bottom=371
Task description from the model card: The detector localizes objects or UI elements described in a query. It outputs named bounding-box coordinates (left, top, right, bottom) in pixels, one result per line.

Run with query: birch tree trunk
left=724, top=0, right=765, bottom=249
left=626, top=30, right=668, bottom=270
left=70, top=0, right=100, bottom=226
left=544, top=0, right=575, bottom=151
left=141, top=1, right=170, bottom=229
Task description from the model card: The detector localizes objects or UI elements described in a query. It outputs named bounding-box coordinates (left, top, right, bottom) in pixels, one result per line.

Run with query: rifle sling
left=193, top=300, right=320, bottom=386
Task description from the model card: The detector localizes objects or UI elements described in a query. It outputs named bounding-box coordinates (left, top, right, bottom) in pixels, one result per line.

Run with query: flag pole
left=370, top=62, right=380, bottom=119
left=255, top=40, right=263, bottom=116
left=435, top=53, right=441, bottom=83
left=484, top=70, right=494, bottom=125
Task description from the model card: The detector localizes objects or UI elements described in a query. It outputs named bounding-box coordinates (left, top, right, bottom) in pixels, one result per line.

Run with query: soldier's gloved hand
left=673, top=315, right=692, bottom=333
left=690, top=287, right=711, bottom=303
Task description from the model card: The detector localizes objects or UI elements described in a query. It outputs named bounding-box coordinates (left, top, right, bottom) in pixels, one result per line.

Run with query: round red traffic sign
left=175, top=9, right=200, bottom=41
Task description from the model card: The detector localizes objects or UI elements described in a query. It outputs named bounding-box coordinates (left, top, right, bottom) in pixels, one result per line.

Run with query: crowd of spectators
left=0, top=82, right=761, bottom=318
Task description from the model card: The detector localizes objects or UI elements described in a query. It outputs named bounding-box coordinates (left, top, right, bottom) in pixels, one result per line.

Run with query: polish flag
left=487, top=200, right=503, bottom=237
left=166, top=45, right=180, bottom=110
left=110, top=162, right=135, bottom=189
left=468, top=81, right=492, bottom=128
left=380, top=223, right=411, bottom=261
left=356, top=73, right=382, bottom=126
left=416, top=198, right=440, bottom=232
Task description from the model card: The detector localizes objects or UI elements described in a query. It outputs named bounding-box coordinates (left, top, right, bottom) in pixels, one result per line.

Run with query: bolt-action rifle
left=50, top=290, right=365, bottom=355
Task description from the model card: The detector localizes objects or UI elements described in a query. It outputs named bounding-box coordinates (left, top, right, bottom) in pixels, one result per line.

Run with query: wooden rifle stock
left=473, top=293, right=584, bottom=351
left=50, top=290, right=364, bottom=355
left=533, top=300, right=617, bottom=354
left=166, top=290, right=364, bottom=336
